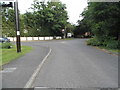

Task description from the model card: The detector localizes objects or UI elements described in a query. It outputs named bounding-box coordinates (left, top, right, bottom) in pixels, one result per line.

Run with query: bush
left=87, top=37, right=102, bottom=46
left=106, top=40, right=119, bottom=49
left=87, top=37, right=119, bottom=49
left=1, top=42, right=12, bottom=49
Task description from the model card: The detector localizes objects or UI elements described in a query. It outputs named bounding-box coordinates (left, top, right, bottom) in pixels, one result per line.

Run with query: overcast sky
left=18, top=0, right=88, bottom=25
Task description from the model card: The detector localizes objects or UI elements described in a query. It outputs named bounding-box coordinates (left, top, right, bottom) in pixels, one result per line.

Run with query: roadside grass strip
left=0, top=45, right=32, bottom=66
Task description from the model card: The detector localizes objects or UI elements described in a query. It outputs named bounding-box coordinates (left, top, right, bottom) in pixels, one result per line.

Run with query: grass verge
left=97, top=46, right=119, bottom=53
left=61, top=38, right=74, bottom=40
left=0, top=45, right=32, bottom=66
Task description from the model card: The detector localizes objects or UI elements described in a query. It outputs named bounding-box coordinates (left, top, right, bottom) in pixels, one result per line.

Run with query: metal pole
left=14, top=0, right=21, bottom=53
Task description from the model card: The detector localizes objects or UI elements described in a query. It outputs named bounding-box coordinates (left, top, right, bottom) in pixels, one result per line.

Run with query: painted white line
left=61, top=41, right=66, bottom=43
left=24, top=48, right=52, bottom=88
left=35, top=86, right=50, bottom=88
left=0, top=67, right=17, bottom=73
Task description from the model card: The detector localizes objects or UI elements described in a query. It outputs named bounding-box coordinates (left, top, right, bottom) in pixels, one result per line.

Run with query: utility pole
left=1, top=1, right=21, bottom=53
left=14, top=0, right=21, bottom=53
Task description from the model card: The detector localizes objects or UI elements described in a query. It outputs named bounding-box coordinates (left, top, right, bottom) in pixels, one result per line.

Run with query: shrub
left=106, top=40, right=119, bottom=49
left=87, top=37, right=102, bottom=46
left=1, top=42, right=12, bottom=49
left=87, top=36, right=119, bottom=49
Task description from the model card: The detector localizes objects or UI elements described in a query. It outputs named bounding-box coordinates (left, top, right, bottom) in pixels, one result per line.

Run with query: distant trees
left=23, top=1, right=68, bottom=37
left=2, top=8, right=16, bottom=37
left=87, top=2, right=120, bottom=40
left=66, top=22, right=75, bottom=36
left=74, top=19, right=91, bottom=38
left=2, top=1, right=69, bottom=37
left=75, top=2, right=120, bottom=49
left=2, top=8, right=25, bottom=37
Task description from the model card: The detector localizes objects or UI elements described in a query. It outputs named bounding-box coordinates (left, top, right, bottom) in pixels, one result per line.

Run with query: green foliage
left=79, top=2, right=120, bottom=49
left=106, top=40, right=118, bottom=49
left=23, top=1, right=68, bottom=37
left=2, top=8, right=16, bottom=37
left=1, top=42, right=12, bottom=49
left=74, top=19, right=91, bottom=38
left=87, top=37, right=102, bottom=46
left=87, top=37, right=119, bottom=49
left=2, top=8, right=25, bottom=37
left=2, top=1, right=69, bottom=37
left=87, top=2, right=119, bottom=39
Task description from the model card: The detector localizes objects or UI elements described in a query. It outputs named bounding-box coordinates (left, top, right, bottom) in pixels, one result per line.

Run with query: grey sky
left=18, top=0, right=88, bottom=24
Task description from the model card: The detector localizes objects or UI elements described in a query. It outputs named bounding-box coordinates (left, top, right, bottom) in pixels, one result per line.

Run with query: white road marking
left=0, top=67, right=17, bottom=73
left=35, top=86, right=50, bottom=88
left=60, top=41, right=66, bottom=43
left=24, top=48, right=52, bottom=88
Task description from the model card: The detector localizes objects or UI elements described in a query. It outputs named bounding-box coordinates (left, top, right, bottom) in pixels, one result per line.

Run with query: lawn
left=0, top=45, right=32, bottom=66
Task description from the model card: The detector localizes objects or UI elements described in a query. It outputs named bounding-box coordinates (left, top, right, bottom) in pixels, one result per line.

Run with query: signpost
left=1, top=0, right=21, bottom=53
left=1, top=2, right=13, bottom=7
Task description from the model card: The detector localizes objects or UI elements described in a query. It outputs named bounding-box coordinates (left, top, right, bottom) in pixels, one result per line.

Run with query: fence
left=8, top=37, right=62, bottom=41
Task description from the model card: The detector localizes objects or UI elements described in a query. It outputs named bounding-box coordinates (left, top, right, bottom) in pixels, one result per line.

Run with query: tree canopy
left=76, top=2, right=120, bottom=49
left=23, top=1, right=68, bottom=37
left=2, top=1, right=69, bottom=37
left=75, top=2, right=120, bottom=40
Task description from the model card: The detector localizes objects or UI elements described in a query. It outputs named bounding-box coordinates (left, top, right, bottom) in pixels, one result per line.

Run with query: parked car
left=0, top=37, right=10, bottom=43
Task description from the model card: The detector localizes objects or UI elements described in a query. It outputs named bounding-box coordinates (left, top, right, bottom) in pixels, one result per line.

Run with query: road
left=2, top=39, right=118, bottom=88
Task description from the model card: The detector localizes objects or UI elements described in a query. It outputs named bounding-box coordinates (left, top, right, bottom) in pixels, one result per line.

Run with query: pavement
left=1, top=39, right=118, bottom=89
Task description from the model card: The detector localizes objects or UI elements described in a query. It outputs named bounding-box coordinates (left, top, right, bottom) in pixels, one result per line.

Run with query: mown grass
left=0, top=45, right=32, bottom=66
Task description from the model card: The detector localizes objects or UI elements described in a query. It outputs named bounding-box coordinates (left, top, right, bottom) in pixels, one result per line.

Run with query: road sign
left=1, top=0, right=21, bottom=53
left=1, top=2, right=13, bottom=7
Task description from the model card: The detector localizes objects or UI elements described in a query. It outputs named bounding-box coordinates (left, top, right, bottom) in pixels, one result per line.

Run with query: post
left=62, top=29, right=65, bottom=39
left=65, top=26, right=67, bottom=38
left=14, top=0, right=21, bottom=53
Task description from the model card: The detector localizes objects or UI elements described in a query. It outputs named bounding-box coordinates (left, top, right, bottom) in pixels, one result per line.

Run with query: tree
left=2, top=8, right=16, bottom=37
left=85, top=2, right=119, bottom=40
left=74, top=18, right=91, bottom=38
left=66, top=22, right=75, bottom=33
left=2, top=8, right=25, bottom=37
left=79, top=2, right=120, bottom=48
left=23, top=1, right=68, bottom=37
left=76, top=2, right=120, bottom=39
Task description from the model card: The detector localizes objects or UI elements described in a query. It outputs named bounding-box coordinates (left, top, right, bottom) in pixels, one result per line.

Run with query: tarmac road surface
left=2, top=39, right=118, bottom=89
